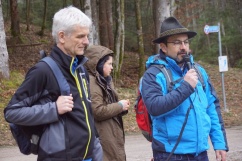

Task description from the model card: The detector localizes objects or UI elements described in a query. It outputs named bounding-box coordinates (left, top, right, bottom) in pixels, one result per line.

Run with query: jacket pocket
left=39, top=119, right=65, bottom=154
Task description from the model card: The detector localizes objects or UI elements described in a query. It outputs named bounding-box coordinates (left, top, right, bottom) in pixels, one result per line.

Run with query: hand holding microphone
left=184, top=69, right=198, bottom=88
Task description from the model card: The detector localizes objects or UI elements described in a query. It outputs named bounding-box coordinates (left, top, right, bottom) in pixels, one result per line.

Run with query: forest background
left=0, top=0, right=242, bottom=146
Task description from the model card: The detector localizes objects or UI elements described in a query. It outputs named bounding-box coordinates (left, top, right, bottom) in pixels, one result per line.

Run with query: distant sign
left=204, top=25, right=219, bottom=34
left=218, top=56, right=228, bottom=72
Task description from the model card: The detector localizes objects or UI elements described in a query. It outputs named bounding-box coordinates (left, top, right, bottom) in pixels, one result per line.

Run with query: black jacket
left=4, top=45, right=95, bottom=161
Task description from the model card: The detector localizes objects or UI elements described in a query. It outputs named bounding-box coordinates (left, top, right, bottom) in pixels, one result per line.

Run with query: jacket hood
left=146, top=54, right=167, bottom=69
left=84, top=45, right=114, bottom=76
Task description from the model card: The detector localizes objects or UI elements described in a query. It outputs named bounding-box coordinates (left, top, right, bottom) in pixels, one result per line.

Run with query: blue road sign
left=204, top=25, right=219, bottom=34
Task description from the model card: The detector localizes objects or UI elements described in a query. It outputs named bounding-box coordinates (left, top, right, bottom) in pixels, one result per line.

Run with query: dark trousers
left=153, top=151, right=209, bottom=161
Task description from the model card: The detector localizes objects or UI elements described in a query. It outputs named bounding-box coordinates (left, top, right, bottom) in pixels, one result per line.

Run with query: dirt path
left=0, top=126, right=241, bottom=161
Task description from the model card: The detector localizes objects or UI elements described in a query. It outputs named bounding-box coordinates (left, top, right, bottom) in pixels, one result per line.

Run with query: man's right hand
left=56, top=94, right=74, bottom=114
left=184, top=69, right=198, bottom=88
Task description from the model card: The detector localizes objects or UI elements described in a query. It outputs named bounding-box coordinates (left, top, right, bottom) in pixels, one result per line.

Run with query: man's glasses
left=166, top=39, right=190, bottom=47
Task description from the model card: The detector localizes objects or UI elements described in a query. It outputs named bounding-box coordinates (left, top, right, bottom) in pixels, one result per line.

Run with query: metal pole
left=218, top=22, right=228, bottom=112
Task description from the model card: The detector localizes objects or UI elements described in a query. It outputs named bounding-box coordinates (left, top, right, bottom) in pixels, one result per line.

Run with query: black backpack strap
left=41, top=57, right=70, bottom=96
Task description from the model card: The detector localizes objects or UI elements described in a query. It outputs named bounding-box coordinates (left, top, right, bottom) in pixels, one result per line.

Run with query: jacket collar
left=50, top=45, right=88, bottom=72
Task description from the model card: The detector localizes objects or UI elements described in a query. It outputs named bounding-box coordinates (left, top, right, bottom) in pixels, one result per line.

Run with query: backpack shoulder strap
left=193, top=63, right=206, bottom=90
left=41, top=57, right=70, bottom=96
left=150, top=64, right=175, bottom=93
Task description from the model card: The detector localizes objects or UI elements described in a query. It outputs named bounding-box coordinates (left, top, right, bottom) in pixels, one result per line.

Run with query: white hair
left=52, top=6, right=92, bottom=43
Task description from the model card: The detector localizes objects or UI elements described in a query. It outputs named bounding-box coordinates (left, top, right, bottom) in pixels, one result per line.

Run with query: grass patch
left=0, top=71, right=25, bottom=146
left=0, top=71, right=24, bottom=108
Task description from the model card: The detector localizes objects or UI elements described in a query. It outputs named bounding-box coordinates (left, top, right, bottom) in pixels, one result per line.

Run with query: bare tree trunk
left=0, top=1, right=10, bottom=79
left=99, top=0, right=109, bottom=47
left=170, top=0, right=177, bottom=16
left=10, top=0, right=21, bottom=37
left=79, top=0, right=85, bottom=11
left=84, top=0, right=94, bottom=45
left=152, top=0, right=170, bottom=53
left=4, top=0, right=10, bottom=21
left=39, top=0, right=47, bottom=36
left=91, top=0, right=100, bottom=45
left=26, top=0, right=30, bottom=31
left=185, top=0, right=189, bottom=27
left=106, top=0, right=114, bottom=50
left=135, top=0, right=145, bottom=79
left=191, top=3, right=197, bottom=31
left=114, top=0, right=125, bottom=83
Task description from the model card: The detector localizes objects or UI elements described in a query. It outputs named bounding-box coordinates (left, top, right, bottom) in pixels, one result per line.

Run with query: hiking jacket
left=4, top=45, right=95, bottom=161
left=84, top=45, right=126, bottom=161
left=140, top=52, right=229, bottom=156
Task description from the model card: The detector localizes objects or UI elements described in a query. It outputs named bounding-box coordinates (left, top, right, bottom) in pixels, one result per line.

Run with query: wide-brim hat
left=153, top=17, right=197, bottom=44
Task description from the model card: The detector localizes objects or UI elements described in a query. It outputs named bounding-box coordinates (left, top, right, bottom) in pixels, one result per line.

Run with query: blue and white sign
left=218, top=56, right=228, bottom=72
left=204, top=25, right=219, bottom=34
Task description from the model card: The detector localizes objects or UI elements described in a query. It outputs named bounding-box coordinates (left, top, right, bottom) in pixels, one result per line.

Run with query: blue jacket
left=140, top=52, right=228, bottom=156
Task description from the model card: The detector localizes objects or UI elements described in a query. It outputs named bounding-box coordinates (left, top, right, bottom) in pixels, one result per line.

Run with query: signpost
left=204, top=25, right=219, bottom=34
left=204, top=23, right=228, bottom=112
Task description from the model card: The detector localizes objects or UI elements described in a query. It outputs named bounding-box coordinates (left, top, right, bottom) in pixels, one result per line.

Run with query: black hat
left=153, top=17, right=197, bottom=44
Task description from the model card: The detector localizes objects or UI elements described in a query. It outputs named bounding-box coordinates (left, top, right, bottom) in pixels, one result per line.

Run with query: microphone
left=183, top=53, right=192, bottom=70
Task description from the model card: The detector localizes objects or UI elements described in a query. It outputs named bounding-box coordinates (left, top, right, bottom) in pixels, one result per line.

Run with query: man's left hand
left=215, top=150, right=226, bottom=161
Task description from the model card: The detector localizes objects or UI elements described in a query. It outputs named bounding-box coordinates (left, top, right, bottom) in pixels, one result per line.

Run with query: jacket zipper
left=70, top=59, right=92, bottom=160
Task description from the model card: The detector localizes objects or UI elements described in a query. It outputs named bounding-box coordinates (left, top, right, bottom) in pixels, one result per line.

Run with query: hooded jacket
left=84, top=45, right=126, bottom=161
left=4, top=45, right=95, bottom=161
left=140, top=51, right=228, bottom=156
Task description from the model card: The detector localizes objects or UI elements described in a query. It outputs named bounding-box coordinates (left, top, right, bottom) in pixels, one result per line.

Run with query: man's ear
left=160, top=43, right=167, bottom=53
left=58, top=31, right=65, bottom=43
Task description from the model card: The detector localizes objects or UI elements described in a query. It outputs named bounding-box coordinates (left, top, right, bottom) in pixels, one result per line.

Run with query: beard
left=175, top=57, right=186, bottom=65
left=174, top=50, right=187, bottom=65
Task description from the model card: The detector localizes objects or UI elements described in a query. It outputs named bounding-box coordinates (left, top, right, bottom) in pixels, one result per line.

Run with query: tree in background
left=1, top=0, right=242, bottom=83
left=0, top=0, right=9, bottom=79
left=99, top=0, right=109, bottom=48
left=152, top=0, right=171, bottom=53
left=106, top=0, right=114, bottom=51
left=10, top=0, right=20, bottom=38
left=83, top=0, right=94, bottom=45
left=39, top=0, right=47, bottom=36
left=113, top=0, right=125, bottom=83
left=135, top=0, right=145, bottom=79
left=26, top=0, right=30, bottom=31
left=90, top=0, right=99, bottom=45
left=81, top=0, right=100, bottom=45
left=72, top=0, right=80, bottom=8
